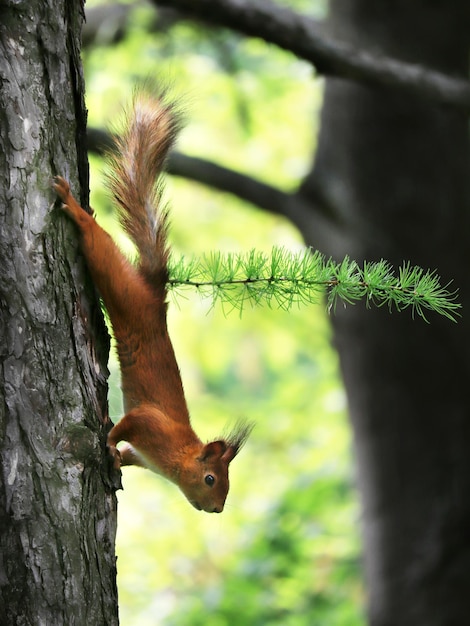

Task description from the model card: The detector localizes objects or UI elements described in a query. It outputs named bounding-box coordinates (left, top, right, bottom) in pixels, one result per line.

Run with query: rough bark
left=307, top=1, right=470, bottom=624
left=0, top=1, right=118, bottom=624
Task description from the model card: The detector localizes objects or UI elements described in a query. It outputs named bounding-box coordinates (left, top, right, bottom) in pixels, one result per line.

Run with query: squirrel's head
left=178, top=421, right=253, bottom=513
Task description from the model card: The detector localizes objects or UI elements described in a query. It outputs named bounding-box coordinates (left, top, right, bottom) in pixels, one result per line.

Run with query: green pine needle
left=167, top=247, right=460, bottom=321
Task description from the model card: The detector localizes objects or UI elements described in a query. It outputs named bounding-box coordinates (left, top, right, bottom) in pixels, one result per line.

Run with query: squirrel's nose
left=212, top=506, right=223, bottom=513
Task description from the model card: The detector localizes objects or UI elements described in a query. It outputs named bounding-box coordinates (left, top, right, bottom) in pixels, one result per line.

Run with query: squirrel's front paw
left=107, top=444, right=122, bottom=470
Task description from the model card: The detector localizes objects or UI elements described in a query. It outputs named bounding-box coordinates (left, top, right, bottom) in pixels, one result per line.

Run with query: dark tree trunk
left=0, top=1, right=118, bottom=624
left=306, top=1, right=470, bottom=624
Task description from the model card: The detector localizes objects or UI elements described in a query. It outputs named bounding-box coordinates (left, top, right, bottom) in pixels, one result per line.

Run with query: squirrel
left=53, top=91, right=252, bottom=513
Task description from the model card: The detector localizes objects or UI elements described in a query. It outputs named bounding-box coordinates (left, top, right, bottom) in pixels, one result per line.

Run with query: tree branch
left=153, top=0, right=470, bottom=112
left=88, top=127, right=309, bottom=222
left=87, top=127, right=297, bottom=215
left=83, top=3, right=182, bottom=48
left=167, top=152, right=292, bottom=216
left=86, top=126, right=349, bottom=251
left=83, top=4, right=133, bottom=47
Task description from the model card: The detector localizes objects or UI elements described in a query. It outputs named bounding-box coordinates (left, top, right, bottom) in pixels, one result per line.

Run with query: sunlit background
left=84, top=1, right=363, bottom=623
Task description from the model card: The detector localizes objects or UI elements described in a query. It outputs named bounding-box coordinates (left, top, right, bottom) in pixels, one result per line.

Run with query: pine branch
left=167, top=247, right=460, bottom=321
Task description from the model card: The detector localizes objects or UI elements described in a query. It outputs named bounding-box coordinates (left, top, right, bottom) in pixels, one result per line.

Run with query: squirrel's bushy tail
left=107, top=90, right=180, bottom=292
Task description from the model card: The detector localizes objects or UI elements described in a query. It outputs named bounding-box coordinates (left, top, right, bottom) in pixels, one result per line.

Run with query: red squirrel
left=53, top=91, right=252, bottom=513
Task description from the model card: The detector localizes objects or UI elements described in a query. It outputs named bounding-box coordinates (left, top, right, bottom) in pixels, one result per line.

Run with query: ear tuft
left=220, top=419, right=254, bottom=463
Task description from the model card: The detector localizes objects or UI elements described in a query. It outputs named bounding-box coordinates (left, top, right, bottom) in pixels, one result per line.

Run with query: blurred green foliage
left=84, top=1, right=364, bottom=624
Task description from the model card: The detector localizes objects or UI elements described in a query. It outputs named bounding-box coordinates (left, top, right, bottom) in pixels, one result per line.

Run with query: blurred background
left=83, top=0, right=363, bottom=624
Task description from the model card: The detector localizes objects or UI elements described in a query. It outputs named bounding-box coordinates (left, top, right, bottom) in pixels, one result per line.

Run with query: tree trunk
left=307, top=1, right=470, bottom=624
left=0, top=2, right=119, bottom=624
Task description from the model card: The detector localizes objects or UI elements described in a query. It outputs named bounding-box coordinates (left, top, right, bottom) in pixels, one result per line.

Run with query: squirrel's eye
left=205, top=474, right=215, bottom=487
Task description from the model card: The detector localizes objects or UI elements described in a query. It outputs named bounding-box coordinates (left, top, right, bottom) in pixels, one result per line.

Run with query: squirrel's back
left=106, top=91, right=181, bottom=294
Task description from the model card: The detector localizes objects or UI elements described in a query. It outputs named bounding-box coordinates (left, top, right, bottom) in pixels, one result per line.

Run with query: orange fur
left=53, top=92, right=252, bottom=513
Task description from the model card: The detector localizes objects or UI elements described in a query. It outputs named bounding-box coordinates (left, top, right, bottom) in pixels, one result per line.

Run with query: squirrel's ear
left=221, top=445, right=238, bottom=464
left=199, top=421, right=254, bottom=464
left=199, top=440, right=227, bottom=461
